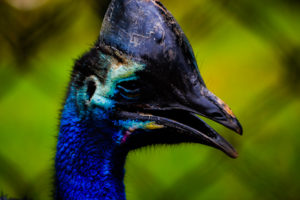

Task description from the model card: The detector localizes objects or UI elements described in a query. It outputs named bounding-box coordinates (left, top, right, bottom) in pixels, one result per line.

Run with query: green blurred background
left=0, top=0, right=299, bottom=199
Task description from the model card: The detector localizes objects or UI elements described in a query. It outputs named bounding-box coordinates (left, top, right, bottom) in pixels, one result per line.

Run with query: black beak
left=117, top=107, right=240, bottom=158
left=160, top=85, right=242, bottom=158
left=179, top=86, right=243, bottom=136
left=116, top=84, right=242, bottom=158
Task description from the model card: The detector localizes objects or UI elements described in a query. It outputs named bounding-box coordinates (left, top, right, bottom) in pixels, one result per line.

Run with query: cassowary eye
left=116, top=79, right=140, bottom=99
left=118, top=80, right=139, bottom=92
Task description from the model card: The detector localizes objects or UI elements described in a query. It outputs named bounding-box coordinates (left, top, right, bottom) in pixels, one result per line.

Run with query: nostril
left=87, top=80, right=96, bottom=101
left=212, top=112, right=223, bottom=119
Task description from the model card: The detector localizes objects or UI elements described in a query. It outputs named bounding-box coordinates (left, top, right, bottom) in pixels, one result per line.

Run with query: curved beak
left=180, top=86, right=243, bottom=135
left=165, top=85, right=242, bottom=158
left=116, top=85, right=242, bottom=158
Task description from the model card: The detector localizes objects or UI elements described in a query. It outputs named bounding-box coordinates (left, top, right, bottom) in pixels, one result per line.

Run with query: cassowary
left=2, top=0, right=243, bottom=199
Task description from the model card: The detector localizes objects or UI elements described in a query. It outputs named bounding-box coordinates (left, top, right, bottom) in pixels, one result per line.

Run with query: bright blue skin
left=56, top=89, right=126, bottom=200
left=55, top=59, right=157, bottom=199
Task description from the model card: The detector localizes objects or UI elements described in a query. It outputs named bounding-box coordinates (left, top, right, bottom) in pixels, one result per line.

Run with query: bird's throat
left=55, top=95, right=127, bottom=200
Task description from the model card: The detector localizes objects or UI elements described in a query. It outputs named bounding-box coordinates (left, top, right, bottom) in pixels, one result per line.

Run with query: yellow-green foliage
left=0, top=0, right=299, bottom=199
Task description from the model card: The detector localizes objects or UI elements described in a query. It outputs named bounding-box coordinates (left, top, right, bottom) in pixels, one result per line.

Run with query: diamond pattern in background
left=0, top=0, right=299, bottom=199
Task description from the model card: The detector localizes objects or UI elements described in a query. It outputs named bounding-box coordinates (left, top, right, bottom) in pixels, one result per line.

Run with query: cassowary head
left=68, top=0, right=242, bottom=158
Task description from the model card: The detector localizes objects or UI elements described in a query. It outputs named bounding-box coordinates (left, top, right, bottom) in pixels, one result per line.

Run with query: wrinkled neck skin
left=55, top=91, right=127, bottom=200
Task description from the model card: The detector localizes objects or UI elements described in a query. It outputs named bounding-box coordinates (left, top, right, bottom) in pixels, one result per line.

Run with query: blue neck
left=55, top=94, right=127, bottom=200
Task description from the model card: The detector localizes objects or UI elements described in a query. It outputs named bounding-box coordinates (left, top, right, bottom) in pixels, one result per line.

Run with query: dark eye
left=116, top=79, right=140, bottom=100
left=117, top=80, right=140, bottom=93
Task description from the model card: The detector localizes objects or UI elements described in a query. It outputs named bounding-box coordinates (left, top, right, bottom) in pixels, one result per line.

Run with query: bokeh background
left=0, top=0, right=299, bottom=199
